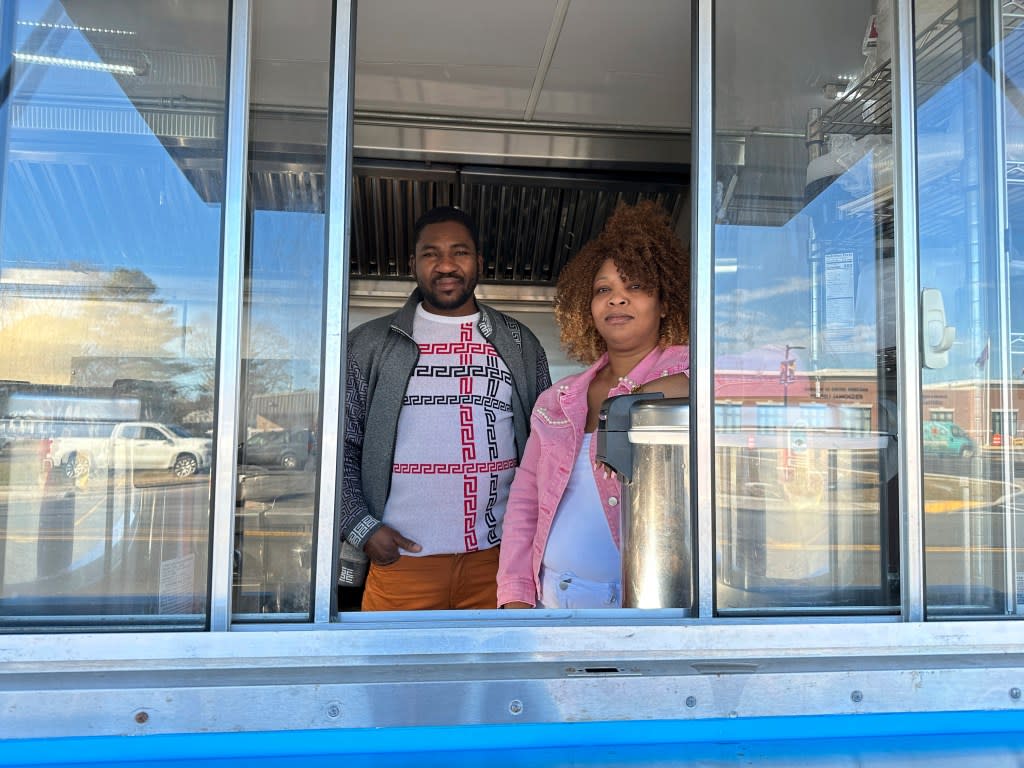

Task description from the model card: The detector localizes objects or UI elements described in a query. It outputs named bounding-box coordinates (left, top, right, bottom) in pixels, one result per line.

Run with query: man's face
left=411, top=220, right=483, bottom=316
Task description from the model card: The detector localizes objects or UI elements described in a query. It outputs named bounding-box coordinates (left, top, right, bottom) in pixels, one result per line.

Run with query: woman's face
left=590, top=258, right=665, bottom=355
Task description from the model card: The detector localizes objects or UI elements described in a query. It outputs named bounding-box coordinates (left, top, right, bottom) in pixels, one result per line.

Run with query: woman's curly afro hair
left=554, top=199, right=690, bottom=364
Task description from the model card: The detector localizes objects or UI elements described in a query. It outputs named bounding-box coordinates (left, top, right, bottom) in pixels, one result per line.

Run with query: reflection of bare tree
left=0, top=267, right=185, bottom=385
left=77, top=268, right=192, bottom=385
left=188, top=321, right=294, bottom=400
left=0, top=265, right=298, bottom=433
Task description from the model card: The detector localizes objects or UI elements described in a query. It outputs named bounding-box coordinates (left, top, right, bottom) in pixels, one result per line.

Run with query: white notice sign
left=159, top=553, right=195, bottom=614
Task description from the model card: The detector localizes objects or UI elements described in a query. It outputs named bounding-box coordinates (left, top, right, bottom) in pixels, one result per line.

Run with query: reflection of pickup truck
left=922, top=420, right=976, bottom=458
left=50, top=421, right=213, bottom=479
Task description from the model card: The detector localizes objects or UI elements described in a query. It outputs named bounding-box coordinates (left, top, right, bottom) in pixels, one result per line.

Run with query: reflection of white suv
left=51, top=421, right=213, bottom=478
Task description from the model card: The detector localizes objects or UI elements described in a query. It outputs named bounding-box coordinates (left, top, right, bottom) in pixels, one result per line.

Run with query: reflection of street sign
left=779, top=359, right=796, bottom=385
left=788, top=419, right=808, bottom=454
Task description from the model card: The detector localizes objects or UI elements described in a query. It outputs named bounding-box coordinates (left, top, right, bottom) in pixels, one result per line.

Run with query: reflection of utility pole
left=780, top=344, right=806, bottom=408
left=180, top=300, right=189, bottom=357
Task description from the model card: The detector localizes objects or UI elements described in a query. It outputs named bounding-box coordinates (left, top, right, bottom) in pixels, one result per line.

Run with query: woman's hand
left=636, top=372, right=689, bottom=398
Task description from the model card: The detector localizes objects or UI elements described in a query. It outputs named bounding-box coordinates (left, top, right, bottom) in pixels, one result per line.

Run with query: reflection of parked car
left=923, top=420, right=976, bottom=458
left=49, top=421, right=213, bottom=478
left=238, top=429, right=316, bottom=470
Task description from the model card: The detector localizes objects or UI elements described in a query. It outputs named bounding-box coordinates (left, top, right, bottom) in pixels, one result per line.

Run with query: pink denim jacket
left=496, top=345, right=690, bottom=606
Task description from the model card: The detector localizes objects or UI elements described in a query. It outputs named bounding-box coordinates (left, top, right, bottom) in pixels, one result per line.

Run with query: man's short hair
left=413, top=206, right=480, bottom=252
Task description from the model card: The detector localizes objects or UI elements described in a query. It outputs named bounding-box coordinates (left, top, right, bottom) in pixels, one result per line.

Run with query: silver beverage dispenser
left=596, top=393, right=692, bottom=611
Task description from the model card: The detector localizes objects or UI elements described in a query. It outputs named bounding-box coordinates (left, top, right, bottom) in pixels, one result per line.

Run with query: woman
left=497, top=200, right=690, bottom=609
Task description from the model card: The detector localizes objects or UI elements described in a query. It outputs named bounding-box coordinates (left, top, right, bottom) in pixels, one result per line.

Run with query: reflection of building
left=246, top=390, right=317, bottom=435
left=716, top=367, right=1022, bottom=447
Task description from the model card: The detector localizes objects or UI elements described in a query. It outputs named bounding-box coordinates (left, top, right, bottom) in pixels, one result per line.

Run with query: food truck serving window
left=1, top=0, right=1023, bottom=636
left=5, top=0, right=1024, bottom=753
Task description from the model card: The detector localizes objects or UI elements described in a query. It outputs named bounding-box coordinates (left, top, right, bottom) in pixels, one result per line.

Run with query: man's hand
left=364, top=525, right=421, bottom=565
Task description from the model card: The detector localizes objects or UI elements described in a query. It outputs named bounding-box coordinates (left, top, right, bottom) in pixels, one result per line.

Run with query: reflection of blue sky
left=714, top=218, right=812, bottom=373
left=716, top=40, right=1023, bottom=387
left=2, top=3, right=326, bottom=398
left=3, top=1, right=323, bottom=391
left=999, top=25, right=1024, bottom=382
left=247, top=209, right=325, bottom=392
left=714, top=151, right=882, bottom=376
left=3, top=3, right=221, bottom=317
left=917, top=52, right=1009, bottom=384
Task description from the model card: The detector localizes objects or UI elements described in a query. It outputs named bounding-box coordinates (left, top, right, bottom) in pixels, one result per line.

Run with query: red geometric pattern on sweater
left=388, top=315, right=511, bottom=554
left=392, top=458, right=517, bottom=474
left=418, top=342, right=497, bottom=357
left=458, top=323, right=475, bottom=547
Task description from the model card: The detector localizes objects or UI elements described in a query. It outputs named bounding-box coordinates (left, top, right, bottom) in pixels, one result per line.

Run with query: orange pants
left=361, top=546, right=500, bottom=611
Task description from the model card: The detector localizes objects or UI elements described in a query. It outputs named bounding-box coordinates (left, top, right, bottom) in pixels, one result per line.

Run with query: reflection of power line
left=1012, top=333, right=1024, bottom=364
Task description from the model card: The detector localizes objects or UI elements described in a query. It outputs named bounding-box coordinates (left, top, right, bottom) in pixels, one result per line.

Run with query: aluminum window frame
left=5, top=0, right=1024, bottom=746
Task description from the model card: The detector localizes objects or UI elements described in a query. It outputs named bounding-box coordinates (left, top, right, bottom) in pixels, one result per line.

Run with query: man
left=342, top=206, right=551, bottom=610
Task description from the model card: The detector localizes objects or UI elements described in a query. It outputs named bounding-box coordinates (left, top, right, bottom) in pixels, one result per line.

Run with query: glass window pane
left=347, top=1, right=692, bottom=613
left=714, top=1, right=899, bottom=615
left=919, top=1, right=1022, bottom=617
left=232, top=0, right=331, bottom=620
left=0, top=1, right=229, bottom=628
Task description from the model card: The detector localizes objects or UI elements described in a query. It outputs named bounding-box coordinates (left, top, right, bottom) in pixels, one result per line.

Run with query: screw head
left=1011, top=688, right=1021, bottom=700
left=509, top=699, right=523, bottom=715
left=326, top=702, right=342, bottom=719
left=685, top=696, right=697, bottom=708
left=851, top=690, right=864, bottom=703
left=134, top=711, right=149, bottom=724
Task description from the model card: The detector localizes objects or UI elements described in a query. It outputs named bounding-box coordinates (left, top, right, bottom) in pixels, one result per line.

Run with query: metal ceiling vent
left=351, top=161, right=688, bottom=286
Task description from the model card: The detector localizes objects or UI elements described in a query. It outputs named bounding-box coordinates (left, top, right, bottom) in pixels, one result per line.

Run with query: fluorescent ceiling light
left=13, top=51, right=142, bottom=76
left=17, top=20, right=135, bottom=37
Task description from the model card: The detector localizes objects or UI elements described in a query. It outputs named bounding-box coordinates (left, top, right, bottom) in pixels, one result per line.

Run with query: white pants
left=540, top=567, right=621, bottom=609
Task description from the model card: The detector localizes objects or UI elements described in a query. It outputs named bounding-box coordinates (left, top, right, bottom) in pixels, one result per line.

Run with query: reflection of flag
left=975, top=338, right=990, bottom=369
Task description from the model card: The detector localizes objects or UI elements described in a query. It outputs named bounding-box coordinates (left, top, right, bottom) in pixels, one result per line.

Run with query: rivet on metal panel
left=326, top=701, right=342, bottom=719
left=134, top=710, right=149, bottom=724
left=851, top=690, right=864, bottom=703
left=509, top=699, right=524, bottom=715
left=685, top=696, right=697, bottom=708
left=1011, top=688, right=1022, bottom=701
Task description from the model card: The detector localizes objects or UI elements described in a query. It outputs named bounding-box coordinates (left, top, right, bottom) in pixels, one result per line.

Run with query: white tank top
left=541, top=433, right=620, bottom=583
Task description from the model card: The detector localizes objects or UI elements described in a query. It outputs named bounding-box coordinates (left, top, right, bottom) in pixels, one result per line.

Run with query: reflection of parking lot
left=0, top=464, right=211, bottom=613
left=921, top=451, right=1024, bottom=612
left=5, top=444, right=1024, bottom=618
left=235, top=466, right=315, bottom=614
left=716, top=448, right=892, bottom=610
left=717, top=447, right=1024, bottom=612
left=0, top=441, right=319, bottom=617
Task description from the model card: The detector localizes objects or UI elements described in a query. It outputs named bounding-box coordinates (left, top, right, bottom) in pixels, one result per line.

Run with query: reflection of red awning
left=714, top=373, right=811, bottom=400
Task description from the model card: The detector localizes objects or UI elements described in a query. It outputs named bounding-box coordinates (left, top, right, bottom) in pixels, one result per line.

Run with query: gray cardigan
left=341, top=290, right=551, bottom=549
